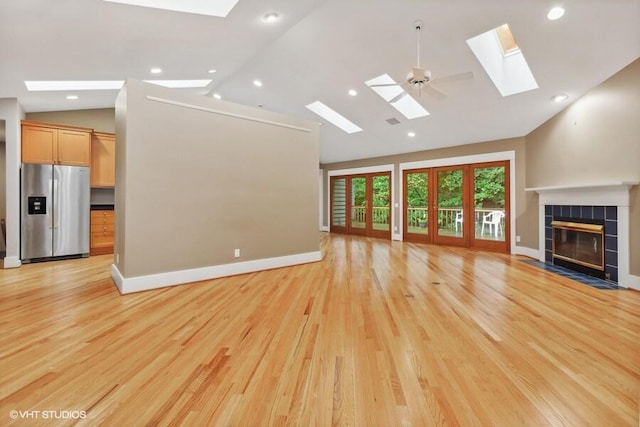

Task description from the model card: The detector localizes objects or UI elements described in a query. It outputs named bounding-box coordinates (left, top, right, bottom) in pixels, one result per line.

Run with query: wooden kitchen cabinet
left=90, top=210, right=115, bottom=255
left=21, top=121, right=92, bottom=166
left=90, top=132, right=116, bottom=187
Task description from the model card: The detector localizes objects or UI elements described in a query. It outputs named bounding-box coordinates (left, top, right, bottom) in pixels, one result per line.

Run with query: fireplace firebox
left=551, top=217, right=605, bottom=279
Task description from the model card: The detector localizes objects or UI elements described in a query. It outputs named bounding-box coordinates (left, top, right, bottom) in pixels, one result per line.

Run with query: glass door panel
left=330, top=177, right=347, bottom=233
left=370, top=174, right=391, bottom=238
left=471, top=162, right=509, bottom=252
left=404, top=170, right=429, bottom=241
left=430, top=165, right=470, bottom=246
left=350, top=176, right=367, bottom=234
left=474, top=166, right=506, bottom=241
left=436, top=169, right=464, bottom=238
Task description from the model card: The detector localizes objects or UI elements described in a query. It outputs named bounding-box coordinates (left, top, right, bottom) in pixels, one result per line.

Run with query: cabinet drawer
left=91, top=210, right=115, bottom=219
left=91, top=211, right=115, bottom=225
left=91, top=232, right=114, bottom=246
left=91, top=223, right=115, bottom=233
left=90, top=216, right=115, bottom=226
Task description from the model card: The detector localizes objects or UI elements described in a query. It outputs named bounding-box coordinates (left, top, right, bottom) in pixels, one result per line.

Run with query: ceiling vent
left=386, top=117, right=401, bottom=125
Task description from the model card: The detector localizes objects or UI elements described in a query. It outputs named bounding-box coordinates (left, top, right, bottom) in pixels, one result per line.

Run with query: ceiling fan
left=370, top=20, right=473, bottom=100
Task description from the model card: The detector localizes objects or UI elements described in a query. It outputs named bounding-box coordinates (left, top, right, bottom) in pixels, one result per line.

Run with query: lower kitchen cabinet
left=90, top=209, right=115, bottom=255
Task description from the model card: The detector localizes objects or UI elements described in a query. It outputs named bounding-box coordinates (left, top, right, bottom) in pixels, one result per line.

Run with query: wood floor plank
left=1, top=233, right=639, bottom=426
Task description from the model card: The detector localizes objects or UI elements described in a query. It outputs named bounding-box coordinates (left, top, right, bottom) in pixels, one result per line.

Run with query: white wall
left=0, top=98, right=25, bottom=268
left=0, top=137, right=5, bottom=252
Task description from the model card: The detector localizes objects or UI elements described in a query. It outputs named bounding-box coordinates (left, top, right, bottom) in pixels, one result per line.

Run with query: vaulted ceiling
left=1, top=0, right=638, bottom=163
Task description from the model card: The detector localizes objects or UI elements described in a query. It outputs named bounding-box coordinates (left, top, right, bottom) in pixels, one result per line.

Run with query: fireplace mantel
left=526, top=180, right=638, bottom=289
left=526, top=181, right=638, bottom=206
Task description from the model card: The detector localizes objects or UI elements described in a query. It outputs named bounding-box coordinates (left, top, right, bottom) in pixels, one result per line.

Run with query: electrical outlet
left=234, top=249, right=240, bottom=258
left=516, top=235, right=521, bottom=243
left=116, top=253, right=120, bottom=263
left=394, top=226, right=398, bottom=232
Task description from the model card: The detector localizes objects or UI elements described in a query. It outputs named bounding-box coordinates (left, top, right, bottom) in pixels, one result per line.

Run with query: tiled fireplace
left=544, top=205, right=617, bottom=281
left=528, top=182, right=637, bottom=288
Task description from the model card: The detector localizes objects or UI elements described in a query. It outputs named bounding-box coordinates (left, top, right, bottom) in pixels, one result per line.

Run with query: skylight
left=305, top=101, right=362, bottom=134
left=466, top=24, right=538, bottom=97
left=365, top=74, right=429, bottom=119
left=103, top=0, right=240, bottom=17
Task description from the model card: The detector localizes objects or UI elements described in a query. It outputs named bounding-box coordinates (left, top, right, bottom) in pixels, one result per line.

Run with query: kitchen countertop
left=91, top=204, right=114, bottom=211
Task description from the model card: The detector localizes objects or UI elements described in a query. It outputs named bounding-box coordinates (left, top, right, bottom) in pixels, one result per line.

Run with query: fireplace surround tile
left=544, top=204, right=618, bottom=283
left=594, top=206, right=605, bottom=220
left=581, top=206, right=593, bottom=218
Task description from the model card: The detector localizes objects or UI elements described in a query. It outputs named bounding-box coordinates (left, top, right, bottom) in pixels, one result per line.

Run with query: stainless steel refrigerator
left=21, top=163, right=90, bottom=262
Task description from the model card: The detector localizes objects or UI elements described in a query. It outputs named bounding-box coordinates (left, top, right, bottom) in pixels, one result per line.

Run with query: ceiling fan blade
left=369, top=83, right=403, bottom=88
left=389, top=91, right=408, bottom=103
left=424, top=85, right=447, bottom=100
left=430, top=71, right=474, bottom=85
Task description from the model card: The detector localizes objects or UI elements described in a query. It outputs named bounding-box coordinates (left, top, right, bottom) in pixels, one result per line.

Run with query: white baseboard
left=625, top=274, right=640, bottom=291
left=111, top=264, right=125, bottom=293
left=320, top=226, right=330, bottom=232
left=2, top=256, right=21, bottom=269
left=514, top=246, right=540, bottom=259
left=392, top=233, right=402, bottom=241
left=111, top=251, right=323, bottom=294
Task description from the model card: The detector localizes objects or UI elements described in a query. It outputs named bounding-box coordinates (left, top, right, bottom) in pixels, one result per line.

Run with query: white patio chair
left=481, top=211, right=505, bottom=237
left=455, top=211, right=463, bottom=232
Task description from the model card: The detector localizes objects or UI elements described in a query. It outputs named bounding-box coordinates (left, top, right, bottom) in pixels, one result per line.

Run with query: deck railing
left=351, top=206, right=390, bottom=224
left=349, top=206, right=505, bottom=232
left=407, top=207, right=505, bottom=230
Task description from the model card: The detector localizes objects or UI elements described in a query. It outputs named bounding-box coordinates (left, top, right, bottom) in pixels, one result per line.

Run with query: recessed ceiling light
left=150, top=67, right=163, bottom=74
left=25, top=81, right=125, bottom=91
left=213, top=93, right=222, bottom=99
left=348, top=89, right=357, bottom=96
left=102, top=0, right=240, bottom=17
left=144, top=79, right=212, bottom=88
left=253, top=79, right=263, bottom=87
left=66, top=95, right=78, bottom=100
left=207, top=69, right=217, bottom=74
left=552, top=94, right=569, bottom=103
left=407, top=131, right=416, bottom=137
left=547, top=7, right=565, bottom=20
left=262, top=12, right=279, bottom=23
left=305, top=101, right=362, bottom=134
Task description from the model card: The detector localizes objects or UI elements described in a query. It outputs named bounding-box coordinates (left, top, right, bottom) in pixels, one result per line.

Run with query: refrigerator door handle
left=53, top=175, right=59, bottom=229
left=49, top=177, right=55, bottom=229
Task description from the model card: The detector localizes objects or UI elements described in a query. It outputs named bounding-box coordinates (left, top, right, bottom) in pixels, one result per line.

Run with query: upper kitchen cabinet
left=90, top=132, right=116, bottom=187
left=21, top=121, right=91, bottom=166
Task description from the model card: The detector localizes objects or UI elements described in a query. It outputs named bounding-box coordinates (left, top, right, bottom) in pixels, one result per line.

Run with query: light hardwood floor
left=1, top=234, right=639, bottom=426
